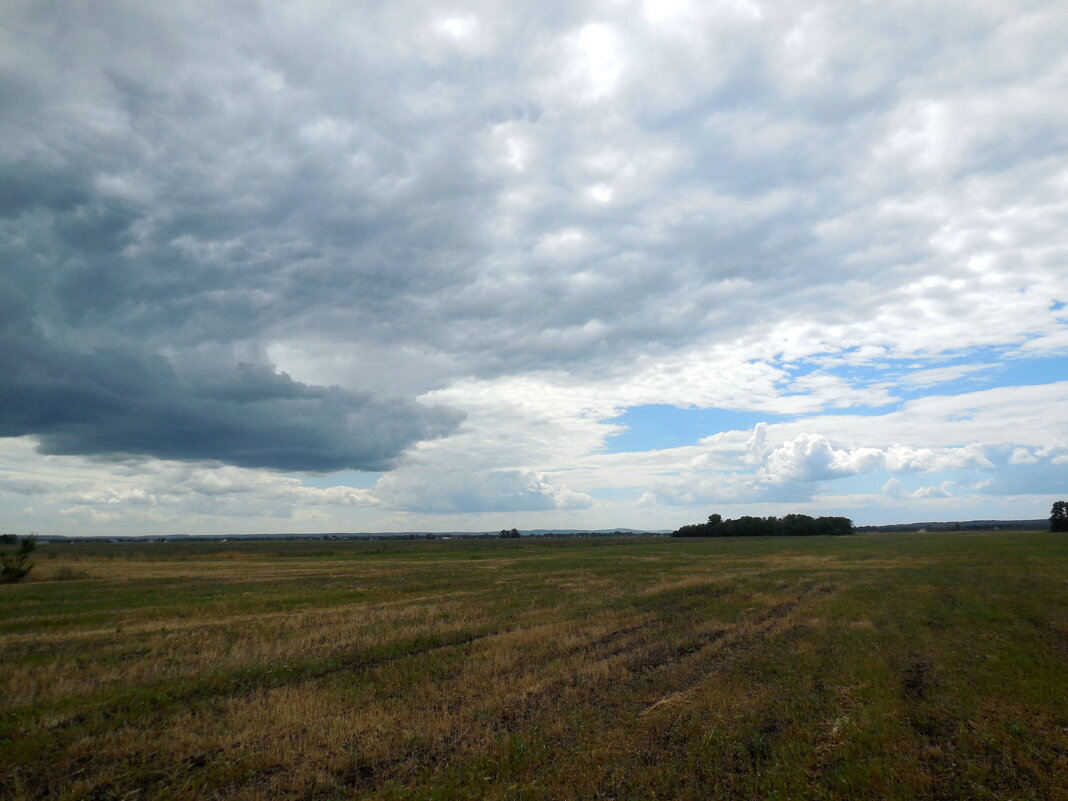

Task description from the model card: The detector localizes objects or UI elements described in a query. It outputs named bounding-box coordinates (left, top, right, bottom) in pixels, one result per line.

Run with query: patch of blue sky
left=976, top=460, right=1068, bottom=496
left=995, top=352, right=1068, bottom=384
left=776, top=359, right=823, bottom=379
left=603, top=404, right=786, bottom=453
left=793, top=345, right=1068, bottom=403
left=892, top=351, right=1068, bottom=400
left=816, top=396, right=906, bottom=416
left=298, top=470, right=381, bottom=489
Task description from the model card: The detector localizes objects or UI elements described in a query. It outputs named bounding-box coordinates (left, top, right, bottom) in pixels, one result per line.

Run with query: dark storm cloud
left=1, top=1, right=491, bottom=468
left=0, top=327, right=461, bottom=471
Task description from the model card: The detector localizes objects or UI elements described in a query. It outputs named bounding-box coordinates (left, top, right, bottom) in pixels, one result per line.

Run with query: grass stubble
left=1, top=532, right=1065, bottom=800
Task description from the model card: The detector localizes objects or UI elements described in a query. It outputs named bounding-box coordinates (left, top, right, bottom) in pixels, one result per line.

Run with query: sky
left=2, top=0, right=1067, bottom=536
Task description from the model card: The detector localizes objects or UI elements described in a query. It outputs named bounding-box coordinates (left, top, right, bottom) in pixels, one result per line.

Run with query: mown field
left=2, top=532, right=1066, bottom=801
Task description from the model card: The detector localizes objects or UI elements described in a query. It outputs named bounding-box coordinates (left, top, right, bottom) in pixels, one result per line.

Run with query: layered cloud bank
left=1, top=1, right=1066, bottom=533
left=0, top=337, right=462, bottom=471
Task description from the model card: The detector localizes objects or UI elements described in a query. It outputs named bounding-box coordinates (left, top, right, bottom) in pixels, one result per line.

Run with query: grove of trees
left=672, top=513, right=854, bottom=538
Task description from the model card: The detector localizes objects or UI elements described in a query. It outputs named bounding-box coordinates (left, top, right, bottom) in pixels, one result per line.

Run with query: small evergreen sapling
left=1, top=535, right=37, bottom=583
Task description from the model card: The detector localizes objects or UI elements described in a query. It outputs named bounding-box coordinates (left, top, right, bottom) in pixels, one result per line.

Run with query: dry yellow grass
left=2, top=533, right=1066, bottom=800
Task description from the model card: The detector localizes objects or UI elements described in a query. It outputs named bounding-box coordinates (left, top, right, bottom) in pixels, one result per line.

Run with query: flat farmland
left=2, top=532, right=1066, bottom=800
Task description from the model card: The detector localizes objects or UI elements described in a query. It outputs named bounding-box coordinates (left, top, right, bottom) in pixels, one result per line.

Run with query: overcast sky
left=2, top=0, right=1067, bottom=535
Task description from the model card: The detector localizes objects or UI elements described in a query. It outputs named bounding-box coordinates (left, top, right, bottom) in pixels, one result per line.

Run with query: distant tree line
left=672, top=513, right=854, bottom=538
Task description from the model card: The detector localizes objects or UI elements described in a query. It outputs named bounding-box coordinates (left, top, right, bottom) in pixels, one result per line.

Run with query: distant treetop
left=1051, top=501, right=1068, bottom=533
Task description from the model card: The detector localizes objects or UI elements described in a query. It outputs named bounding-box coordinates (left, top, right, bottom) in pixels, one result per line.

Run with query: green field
left=2, top=532, right=1066, bottom=800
